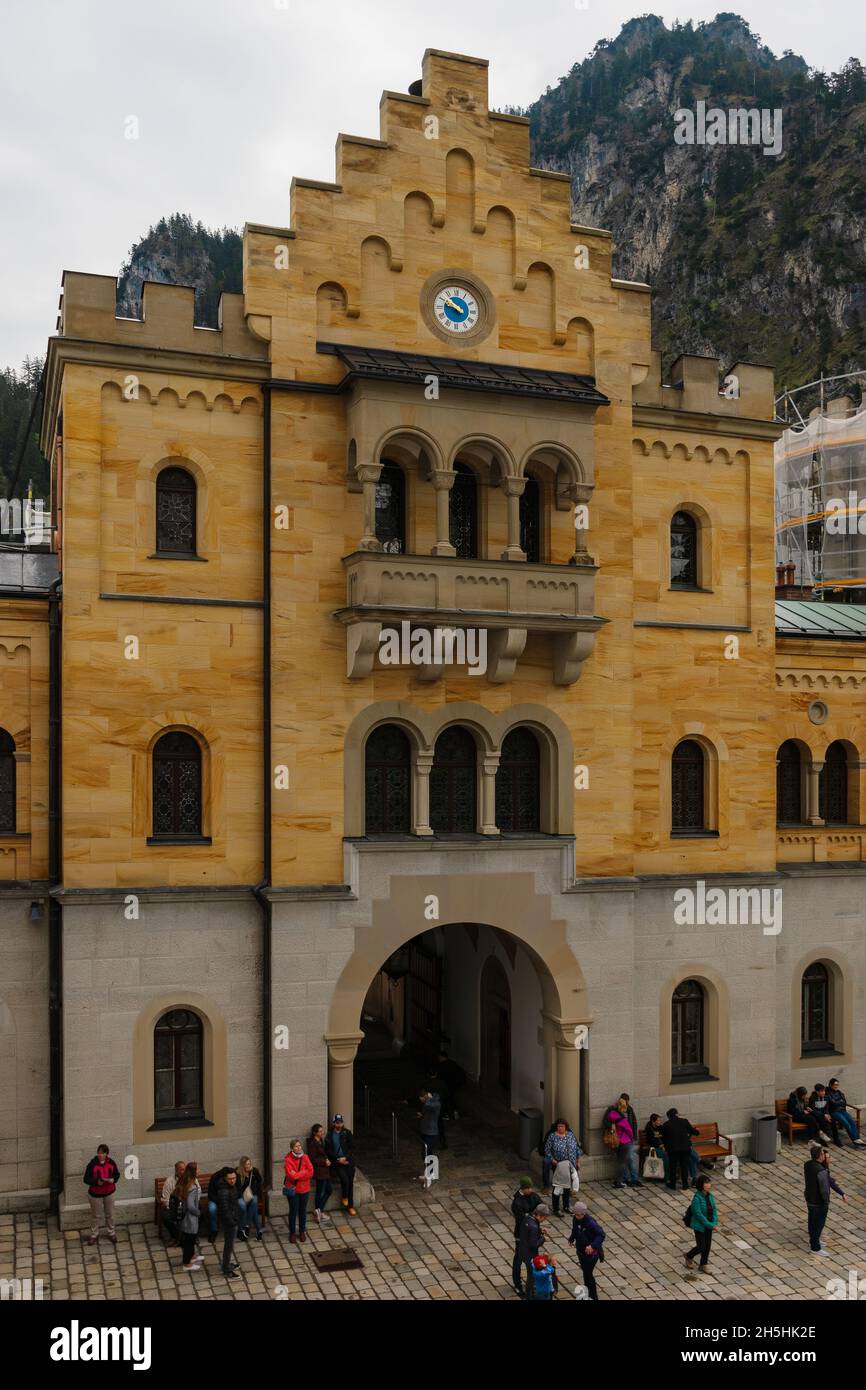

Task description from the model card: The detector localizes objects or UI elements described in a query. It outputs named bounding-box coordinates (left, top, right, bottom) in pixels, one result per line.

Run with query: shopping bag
left=642, top=1147, right=665, bottom=1182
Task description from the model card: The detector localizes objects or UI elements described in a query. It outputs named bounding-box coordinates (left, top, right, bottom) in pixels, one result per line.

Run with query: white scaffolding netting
left=774, top=403, right=866, bottom=595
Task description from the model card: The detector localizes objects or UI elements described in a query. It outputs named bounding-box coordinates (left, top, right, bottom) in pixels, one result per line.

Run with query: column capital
left=355, top=462, right=383, bottom=485
left=501, top=475, right=527, bottom=498
left=324, top=1032, right=366, bottom=1068
left=429, top=468, right=457, bottom=492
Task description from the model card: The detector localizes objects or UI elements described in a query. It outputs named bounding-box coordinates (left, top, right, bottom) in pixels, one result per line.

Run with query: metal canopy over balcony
left=318, top=342, right=609, bottom=407
left=334, top=550, right=606, bottom=685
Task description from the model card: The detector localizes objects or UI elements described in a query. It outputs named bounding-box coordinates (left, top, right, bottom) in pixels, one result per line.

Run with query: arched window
left=449, top=464, right=478, bottom=560
left=375, top=460, right=406, bottom=554
left=820, top=742, right=849, bottom=825
left=364, top=724, right=411, bottom=835
left=154, top=1008, right=204, bottom=1123
left=430, top=726, right=477, bottom=834
left=152, top=732, right=202, bottom=839
left=0, top=729, right=15, bottom=833
left=801, top=962, right=832, bottom=1053
left=670, top=511, right=698, bottom=588
left=777, top=741, right=804, bottom=824
left=496, top=727, right=541, bottom=833
left=671, top=740, right=705, bottom=833
left=156, top=466, right=197, bottom=556
left=672, top=979, right=707, bottom=1078
left=519, top=477, right=541, bottom=563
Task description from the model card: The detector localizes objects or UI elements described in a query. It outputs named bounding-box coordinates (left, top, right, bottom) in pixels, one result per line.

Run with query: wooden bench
left=692, top=1122, right=733, bottom=1162
left=637, top=1121, right=732, bottom=1168
left=154, top=1173, right=269, bottom=1236
left=775, top=1097, right=863, bottom=1146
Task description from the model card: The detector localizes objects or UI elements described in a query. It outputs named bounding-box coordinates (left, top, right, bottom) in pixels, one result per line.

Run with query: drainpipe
left=47, top=574, right=63, bottom=1212
left=255, top=386, right=273, bottom=1187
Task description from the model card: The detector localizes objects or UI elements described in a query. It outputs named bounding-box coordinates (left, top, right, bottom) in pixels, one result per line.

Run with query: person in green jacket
left=684, top=1174, right=718, bottom=1272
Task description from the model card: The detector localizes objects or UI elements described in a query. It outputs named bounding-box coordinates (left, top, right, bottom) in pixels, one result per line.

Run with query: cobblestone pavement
left=2, top=1141, right=864, bottom=1301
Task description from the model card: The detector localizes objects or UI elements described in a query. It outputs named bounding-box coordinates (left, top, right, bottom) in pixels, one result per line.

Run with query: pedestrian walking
left=216, top=1168, right=241, bottom=1278
left=307, top=1123, right=333, bottom=1224
left=568, top=1200, right=605, bottom=1300
left=160, top=1160, right=186, bottom=1245
left=510, top=1177, right=541, bottom=1296
left=83, top=1143, right=120, bottom=1246
left=605, top=1097, right=642, bottom=1189
left=683, top=1174, right=718, bottom=1273
left=326, top=1114, right=357, bottom=1216
left=433, top=1051, right=465, bottom=1120
left=178, top=1162, right=203, bottom=1272
left=662, top=1108, right=699, bottom=1190
left=804, top=1144, right=847, bottom=1255
left=418, top=1089, right=442, bottom=1164
left=283, top=1139, right=314, bottom=1244
left=236, top=1156, right=264, bottom=1241
left=530, top=1253, right=558, bottom=1300
left=544, top=1118, right=581, bottom=1215
left=207, top=1164, right=235, bottom=1240
left=826, top=1078, right=865, bottom=1148
left=516, top=1203, right=548, bottom=1299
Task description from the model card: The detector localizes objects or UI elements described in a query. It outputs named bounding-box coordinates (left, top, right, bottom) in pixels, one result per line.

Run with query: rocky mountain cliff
left=523, top=13, right=866, bottom=394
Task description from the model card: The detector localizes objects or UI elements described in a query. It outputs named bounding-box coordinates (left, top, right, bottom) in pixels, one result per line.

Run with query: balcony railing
left=334, top=550, right=605, bottom=684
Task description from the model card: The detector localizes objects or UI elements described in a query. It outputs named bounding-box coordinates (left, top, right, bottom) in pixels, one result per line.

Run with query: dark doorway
left=480, top=955, right=511, bottom=1104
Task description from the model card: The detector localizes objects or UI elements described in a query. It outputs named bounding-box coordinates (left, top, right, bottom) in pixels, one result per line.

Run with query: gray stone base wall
left=0, top=895, right=49, bottom=1197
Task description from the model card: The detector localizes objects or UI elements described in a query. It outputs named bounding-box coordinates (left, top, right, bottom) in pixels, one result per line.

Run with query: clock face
left=433, top=285, right=480, bottom=335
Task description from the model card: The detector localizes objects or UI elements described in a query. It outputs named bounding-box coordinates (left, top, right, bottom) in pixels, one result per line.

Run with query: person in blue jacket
left=684, top=1173, right=718, bottom=1272
left=568, top=1200, right=605, bottom=1300
left=530, top=1254, right=557, bottom=1300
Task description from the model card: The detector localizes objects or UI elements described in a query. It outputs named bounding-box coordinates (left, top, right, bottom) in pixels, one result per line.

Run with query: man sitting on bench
left=826, top=1079, right=865, bottom=1149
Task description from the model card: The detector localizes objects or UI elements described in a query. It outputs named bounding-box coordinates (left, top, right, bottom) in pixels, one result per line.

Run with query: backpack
left=169, top=1189, right=185, bottom=1227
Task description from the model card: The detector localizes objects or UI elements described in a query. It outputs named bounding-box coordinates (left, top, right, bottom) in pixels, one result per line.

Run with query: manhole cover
left=311, top=1248, right=364, bottom=1273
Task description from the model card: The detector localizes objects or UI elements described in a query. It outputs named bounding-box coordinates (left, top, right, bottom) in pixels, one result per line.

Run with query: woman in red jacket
left=283, top=1140, right=315, bottom=1244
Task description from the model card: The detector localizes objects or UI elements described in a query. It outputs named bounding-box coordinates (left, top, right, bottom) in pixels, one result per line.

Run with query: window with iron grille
left=671, top=739, right=705, bottom=833
left=156, top=466, right=197, bottom=555
left=449, top=464, right=478, bottom=560
left=154, top=1009, right=204, bottom=1122
left=152, top=731, right=202, bottom=838
left=670, top=511, right=698, bottom=587
left=0, top=729, right=15, bottom=833
left=801, top=962, right=832, bottom=1053
left=671, top=979, right=708, bottom=1077
left=495, top=727, right=541, bottom=833
left=820, top=742, right=849, bottom=825
left=519, top=477, right=541, bottom=563
left=430, top=726, right=477, bottom=834
left=777, top=740, right=803, bottom=824
left=375, top=460, right=406, bottom=554
left=364, top=724, right=411, bottom=835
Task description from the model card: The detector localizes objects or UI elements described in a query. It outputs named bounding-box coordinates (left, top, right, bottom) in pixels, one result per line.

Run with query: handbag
left=642, top=1147, right=665, bottom=1182
left=243, top=1184, right=254, bottom=1204
left=682, top=1204, right=693, bottom=1227
left=570, top=1164, right=580, bottom=1195
left=603, top=1125, right=619, bottom=1150
left=283, top=1182, right=297, bottom=1198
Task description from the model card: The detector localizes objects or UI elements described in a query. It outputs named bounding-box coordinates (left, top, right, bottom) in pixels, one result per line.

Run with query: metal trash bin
left=518, top=1107, right=543, bottom=1161
left=751, top=1110, right=778, bottom=1163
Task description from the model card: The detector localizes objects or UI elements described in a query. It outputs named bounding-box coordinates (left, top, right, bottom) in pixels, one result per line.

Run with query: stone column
left=413, top=752, right=434, bottom=837
left=430, top=469, right=457, bottom=556
left=325, top=1032, right=366, bottom=1129
left=500, top=476, right=527, bottom=561
left=808, top=759, right=825, bottom=826
left=356, top=463, right=383, bottom=552
left=479, top=753, right=501, bottom=835
left=544, top=1015, right=589, bottom=1138
left=570, top=482, right=594, bottom=563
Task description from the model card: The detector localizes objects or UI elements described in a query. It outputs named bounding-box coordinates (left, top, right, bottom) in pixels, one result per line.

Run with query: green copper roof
left=776, top=601, right=866, bottom=639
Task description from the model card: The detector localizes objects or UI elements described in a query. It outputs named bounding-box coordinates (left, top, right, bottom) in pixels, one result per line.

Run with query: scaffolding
left=775, top=373, right=866, bottom=601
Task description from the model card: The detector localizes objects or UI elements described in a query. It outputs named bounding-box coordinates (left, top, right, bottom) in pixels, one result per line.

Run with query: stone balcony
left=333, top=550, right=605, bottom=684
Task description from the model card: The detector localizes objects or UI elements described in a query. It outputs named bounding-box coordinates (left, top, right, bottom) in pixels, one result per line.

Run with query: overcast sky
left=2, top=0, right=864, bottom=370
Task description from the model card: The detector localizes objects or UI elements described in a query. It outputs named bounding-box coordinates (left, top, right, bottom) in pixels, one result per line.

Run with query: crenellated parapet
left=57, top=271, right=269, bottom=361
left=634, top=348, right=776, bottom=422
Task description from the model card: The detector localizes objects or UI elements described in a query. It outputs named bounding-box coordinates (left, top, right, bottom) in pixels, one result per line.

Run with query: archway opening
left=349, top=922, right=566, bottom=1187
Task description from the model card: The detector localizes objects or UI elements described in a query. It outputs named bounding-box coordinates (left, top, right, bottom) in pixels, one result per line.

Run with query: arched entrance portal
left=325, top=874, right=590, bottom=1161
